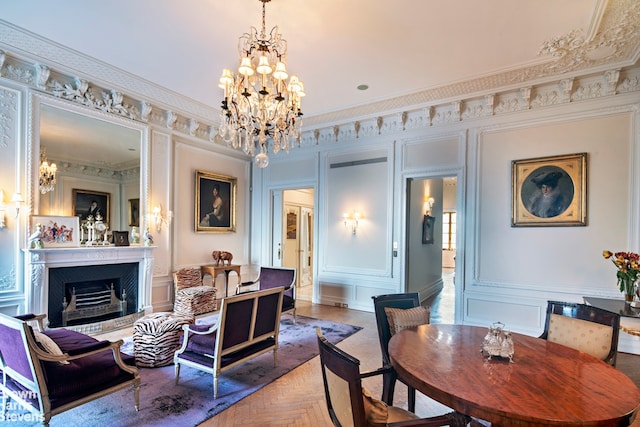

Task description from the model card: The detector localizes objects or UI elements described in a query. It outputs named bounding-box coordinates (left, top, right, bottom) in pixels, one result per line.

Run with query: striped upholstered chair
left=173, top=267, right=217, bottom=316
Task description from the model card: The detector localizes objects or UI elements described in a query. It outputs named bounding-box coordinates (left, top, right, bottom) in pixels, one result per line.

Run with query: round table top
left=388, top=324, right=640, bottom=426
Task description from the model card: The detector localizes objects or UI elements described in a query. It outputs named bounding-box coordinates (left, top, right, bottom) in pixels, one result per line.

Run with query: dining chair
left=372, top=292, right=423, bottom=411
left=316, top=328, right=469, bottom=427
left=540, top=300, right=620, bottom=366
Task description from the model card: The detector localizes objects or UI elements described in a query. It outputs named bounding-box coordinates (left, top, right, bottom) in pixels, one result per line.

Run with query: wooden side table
left=201, top=264, right=241, bottom=298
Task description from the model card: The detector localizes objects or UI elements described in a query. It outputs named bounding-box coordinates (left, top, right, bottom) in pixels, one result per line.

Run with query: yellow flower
left=603, top=250, right=613, bottom=259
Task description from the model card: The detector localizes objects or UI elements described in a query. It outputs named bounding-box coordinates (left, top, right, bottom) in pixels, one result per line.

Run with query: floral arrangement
left=603, top=250, right=640, bottom=297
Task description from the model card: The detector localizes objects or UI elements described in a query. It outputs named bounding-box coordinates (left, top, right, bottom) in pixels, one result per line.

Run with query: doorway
left=405, top=176, right=457, bottom=324
left=282, top=189, right=314, bottom=302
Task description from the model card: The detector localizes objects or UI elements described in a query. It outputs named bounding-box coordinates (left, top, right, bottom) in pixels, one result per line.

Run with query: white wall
left=465, top=111, right=636, bottom=334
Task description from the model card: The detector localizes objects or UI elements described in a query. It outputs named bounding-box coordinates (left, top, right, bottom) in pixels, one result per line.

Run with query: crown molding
left=0, top=0, right=639, bottom=153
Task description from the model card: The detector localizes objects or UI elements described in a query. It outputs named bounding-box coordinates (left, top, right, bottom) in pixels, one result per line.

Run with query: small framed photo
left=72, top=189, right=110, bottom=225
left=512, top=152, right=587, bottom=227
left=112, top=231, right=130, bottom=246
left=128, top=198, right=140, bottom=227
left=422, top=215, right=436, bottom=244
left=30, top=215, right=80, bottom=247
left=195, top=170, right=237, bottom=233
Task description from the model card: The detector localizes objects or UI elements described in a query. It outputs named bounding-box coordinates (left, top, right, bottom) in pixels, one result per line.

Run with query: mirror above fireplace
left=30, top=93, right=149, bottom=233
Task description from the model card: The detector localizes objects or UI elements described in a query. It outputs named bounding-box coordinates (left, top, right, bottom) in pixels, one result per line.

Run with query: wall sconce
left=0, top=190, right=5, bottom=229
left=0, top=191, right=24, bottom=229
left=424, top=197, right=435, bottom=216
left=152, top=205, right=173, bottom=233
left=343, top=211, right=362, bottom=235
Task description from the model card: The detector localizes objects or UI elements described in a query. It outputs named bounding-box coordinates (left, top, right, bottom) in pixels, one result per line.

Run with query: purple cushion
left=41, top=329, right=136, bottom=407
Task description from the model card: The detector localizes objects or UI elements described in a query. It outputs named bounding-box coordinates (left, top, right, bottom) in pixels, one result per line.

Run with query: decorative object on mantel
left=603, top=250, right=640, bottom=303
left=211, top=250, right=233, bottom=266
left=218, top=0, right=305, bottom=169
left=143, top=227, right=153, bottom=246
left=28, top=223, right=44, bottom=249
left=130, top=226, right=140, bottom=244
left=113, top=231, right=130, bottom=247
left=30, top=215, right=79, bottom=247
left=481, top=322, right=514, bottom=362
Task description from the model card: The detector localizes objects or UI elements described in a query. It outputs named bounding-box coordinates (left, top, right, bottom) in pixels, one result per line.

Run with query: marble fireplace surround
left=24, top=245, right=154, bottom=333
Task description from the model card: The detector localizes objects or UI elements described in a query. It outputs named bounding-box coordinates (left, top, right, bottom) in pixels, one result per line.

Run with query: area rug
left=10, top=315, right=361, bottom=427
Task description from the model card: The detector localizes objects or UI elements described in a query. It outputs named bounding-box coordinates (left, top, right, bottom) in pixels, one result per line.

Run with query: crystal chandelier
left=39, top=147, right=57, bottom=194
left=218, top=0, right=305, bottom=169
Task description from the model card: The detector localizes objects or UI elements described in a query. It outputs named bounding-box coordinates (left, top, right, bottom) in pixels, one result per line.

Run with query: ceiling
left=2, top=0, right=639, bottom=163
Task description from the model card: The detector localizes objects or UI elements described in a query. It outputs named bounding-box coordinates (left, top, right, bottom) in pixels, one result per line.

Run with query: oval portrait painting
left=521, top=166, right=574, bottom=218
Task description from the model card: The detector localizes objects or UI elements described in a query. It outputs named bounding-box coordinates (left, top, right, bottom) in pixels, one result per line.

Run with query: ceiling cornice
left=0, top=0, right=638, bottom=153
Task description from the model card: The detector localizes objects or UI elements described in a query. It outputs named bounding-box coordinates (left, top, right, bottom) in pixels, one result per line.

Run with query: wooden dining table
left=388, top=324, right=640, bottom=426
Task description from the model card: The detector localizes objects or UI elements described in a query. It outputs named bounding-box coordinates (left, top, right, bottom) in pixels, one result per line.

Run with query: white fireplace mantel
left=23, top=245, right=155, bottom=318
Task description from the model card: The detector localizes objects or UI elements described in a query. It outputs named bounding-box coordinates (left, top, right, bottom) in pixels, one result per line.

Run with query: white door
left=271, top=190, right=283, bottom=266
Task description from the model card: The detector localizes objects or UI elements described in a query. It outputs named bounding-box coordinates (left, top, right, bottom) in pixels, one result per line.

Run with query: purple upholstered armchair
left=236, top=266, right=296, bottom=322
left=0, top=313, right=140, bottom=426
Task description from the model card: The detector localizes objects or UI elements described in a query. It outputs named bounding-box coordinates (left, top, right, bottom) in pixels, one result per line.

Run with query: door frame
left=400, top=168, right=465, bottom=324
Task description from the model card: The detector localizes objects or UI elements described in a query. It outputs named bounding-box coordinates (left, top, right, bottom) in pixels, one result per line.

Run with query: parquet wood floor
left=98, top=281, right=640, bottom=426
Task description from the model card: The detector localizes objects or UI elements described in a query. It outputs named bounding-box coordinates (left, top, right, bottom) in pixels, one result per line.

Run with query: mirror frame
left=27, top=92, right=150, bottom=240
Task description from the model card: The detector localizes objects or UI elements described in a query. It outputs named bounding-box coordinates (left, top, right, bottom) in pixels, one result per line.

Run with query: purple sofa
left=0, top=313, right=140, bottom=426
left=174, top=286, right=284, bottom=398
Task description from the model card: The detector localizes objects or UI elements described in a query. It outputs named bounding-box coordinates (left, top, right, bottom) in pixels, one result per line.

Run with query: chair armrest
left=15, top=313, right=47, bottom=331
left=176, top=323, right=219, bottom=355
left=235, top=280, right=259, bottom=295
left=32, top=339, right=132, bottom=366
left=183, top=323, right=218, bottom=335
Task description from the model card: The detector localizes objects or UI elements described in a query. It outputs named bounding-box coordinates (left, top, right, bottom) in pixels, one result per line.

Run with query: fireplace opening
left=48, top=263, right=139, bottom=328
left=62, top=280, right=127, bottom=326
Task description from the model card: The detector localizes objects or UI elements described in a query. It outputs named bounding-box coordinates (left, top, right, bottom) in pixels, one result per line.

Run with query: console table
left=584, top=296, right=640, bottom=354
left=201, top=264, right=241, bottom=298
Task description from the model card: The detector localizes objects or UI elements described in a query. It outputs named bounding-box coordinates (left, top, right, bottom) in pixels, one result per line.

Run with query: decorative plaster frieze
left=0, top=265, right=16, bottom=291
left=51, top=159, right=139, bottom=181
left=0, top=0, right=638, bottom=154
left=166, top=110, right=177, bottom=129
left=619, top=75, right=640, bottom=93
left=140, top=101, right=152, bottom=122
left=0, top=87, right=17, bottom=148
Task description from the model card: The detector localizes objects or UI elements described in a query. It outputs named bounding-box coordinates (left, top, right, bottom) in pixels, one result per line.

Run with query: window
left=442, top=211, right=456, bottom=250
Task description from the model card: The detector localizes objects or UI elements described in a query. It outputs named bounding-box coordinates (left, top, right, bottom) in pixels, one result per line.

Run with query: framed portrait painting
left=72, top=189, right=110, bottom=224
left=195, top=170, right=237, bottom=233
left=512, top=152, right=587, bottom=227
left=422, top=215, right=436, bottom=244
left=128, top=198, right=140, bottom=227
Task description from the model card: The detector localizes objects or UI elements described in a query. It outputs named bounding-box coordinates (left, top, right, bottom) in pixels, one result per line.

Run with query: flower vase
left=622, top=278, right=637, bottom=304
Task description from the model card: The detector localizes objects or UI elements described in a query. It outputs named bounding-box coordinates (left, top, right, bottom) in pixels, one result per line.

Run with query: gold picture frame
left=128, top=198, right=140, bottom=227
left=72, top=188, right=110, bottom=225
left=512, top=152, right=587, bottom=227
left=195, top=170, right=237, bottom=233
